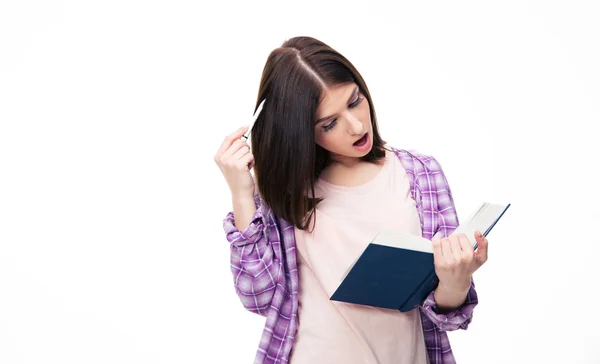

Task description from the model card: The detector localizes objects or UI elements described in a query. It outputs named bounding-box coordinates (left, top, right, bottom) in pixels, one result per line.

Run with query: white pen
left=241, top=99, right=266, bottom=142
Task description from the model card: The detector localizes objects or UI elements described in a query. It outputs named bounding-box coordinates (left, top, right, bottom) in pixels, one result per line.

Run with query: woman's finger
left=458, top=234, right=474, bottom=258
left=441, top=238, right=453, bottom=265
left=449, top=235, right=463, bottom=263
left=214, top=126, right=249, bottom=159
left=232, top=144, right=251, bottom=160
left=432, top=237, right=443, bottom=267
left=241, top=153, right=254, bottom=170
left=474, top=230, right=489, bottom=263
left=220, top=139, right=249, bottom=162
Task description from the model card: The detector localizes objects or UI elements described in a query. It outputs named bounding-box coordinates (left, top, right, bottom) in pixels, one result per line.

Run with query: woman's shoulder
left=386, top=145, right=441, bottom=173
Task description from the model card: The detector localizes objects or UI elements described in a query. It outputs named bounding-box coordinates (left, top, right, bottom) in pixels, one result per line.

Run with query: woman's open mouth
left=353, top=133, right=368, bottom=146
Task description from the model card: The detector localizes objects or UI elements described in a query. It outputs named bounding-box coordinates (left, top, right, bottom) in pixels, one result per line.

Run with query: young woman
left=214, top=36, right=489, bottom=364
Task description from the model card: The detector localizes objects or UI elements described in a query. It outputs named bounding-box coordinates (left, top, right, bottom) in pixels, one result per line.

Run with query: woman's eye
left=323, top=120, right=336, bottom=132
left=349, top=96, right=364, bottom=108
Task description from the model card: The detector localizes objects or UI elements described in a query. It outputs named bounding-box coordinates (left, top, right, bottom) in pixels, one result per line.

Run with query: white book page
left=371, top=230, right=433, bottom=253
left=453, top=202, right=508, bottom=246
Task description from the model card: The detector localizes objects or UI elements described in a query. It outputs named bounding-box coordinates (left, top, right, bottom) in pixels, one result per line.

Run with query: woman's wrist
left=433, top=279, right=470, bottom=313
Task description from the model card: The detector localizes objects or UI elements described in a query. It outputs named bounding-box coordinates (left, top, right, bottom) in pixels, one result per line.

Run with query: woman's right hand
left=214, top=126, right=256, bottom=199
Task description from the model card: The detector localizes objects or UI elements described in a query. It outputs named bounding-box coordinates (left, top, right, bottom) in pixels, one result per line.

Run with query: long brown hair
left=250, top=36, right=387, bottom=231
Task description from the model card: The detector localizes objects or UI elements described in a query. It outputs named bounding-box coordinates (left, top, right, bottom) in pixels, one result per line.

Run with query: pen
left=241, top=99, right=266, bottom=142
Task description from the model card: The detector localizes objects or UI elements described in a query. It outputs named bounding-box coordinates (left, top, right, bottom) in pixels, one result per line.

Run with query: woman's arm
left=418, top=155, right=479, bottom=331
left=223, top=192, right=282, bottom=316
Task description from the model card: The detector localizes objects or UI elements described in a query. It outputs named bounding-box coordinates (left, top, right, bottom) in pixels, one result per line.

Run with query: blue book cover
left=330, top=202, right=511, bottom=312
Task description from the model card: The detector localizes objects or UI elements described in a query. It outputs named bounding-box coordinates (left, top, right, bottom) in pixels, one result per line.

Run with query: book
left=329, top=202, right=511, bottom=312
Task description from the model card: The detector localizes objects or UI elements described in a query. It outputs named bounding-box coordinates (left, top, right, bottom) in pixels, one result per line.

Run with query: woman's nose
left=346, top=112, right=364, bottom=135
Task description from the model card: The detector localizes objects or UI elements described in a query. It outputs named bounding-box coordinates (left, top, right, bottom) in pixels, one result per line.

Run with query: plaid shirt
left=223, top=147, right=478, bottom=363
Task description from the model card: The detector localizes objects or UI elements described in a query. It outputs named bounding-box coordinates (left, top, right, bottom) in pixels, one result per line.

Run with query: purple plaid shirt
left=223, top=147, right=478, bottom=363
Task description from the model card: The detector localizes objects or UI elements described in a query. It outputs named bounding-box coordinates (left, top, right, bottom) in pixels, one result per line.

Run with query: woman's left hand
left=432, top=230, right=489, bottom=294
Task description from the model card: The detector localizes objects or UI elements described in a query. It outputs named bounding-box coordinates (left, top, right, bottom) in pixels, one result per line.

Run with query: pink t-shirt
left=290, top=149, right=429, bottom=364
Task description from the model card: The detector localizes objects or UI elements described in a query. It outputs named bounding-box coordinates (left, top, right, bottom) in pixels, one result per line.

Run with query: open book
left=329, top=202, right=511, bottom=312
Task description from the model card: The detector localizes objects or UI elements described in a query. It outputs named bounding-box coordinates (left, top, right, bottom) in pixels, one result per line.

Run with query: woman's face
left=314, top=82, right=373, bottom=163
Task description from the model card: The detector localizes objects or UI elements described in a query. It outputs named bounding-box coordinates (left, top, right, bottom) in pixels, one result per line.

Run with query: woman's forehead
left=316, top=83, right=359, bottom=116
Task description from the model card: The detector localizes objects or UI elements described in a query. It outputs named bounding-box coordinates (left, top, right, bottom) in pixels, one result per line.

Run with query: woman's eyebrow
left=315, top=86, right=359, bottom=124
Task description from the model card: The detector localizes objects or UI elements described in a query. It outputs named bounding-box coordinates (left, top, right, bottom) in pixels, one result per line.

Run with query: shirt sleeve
left=222, top=192, right=282, bottom=316
left=420, top=277, right=478, bottom=331
left=419, top=155, right=479, bottom=331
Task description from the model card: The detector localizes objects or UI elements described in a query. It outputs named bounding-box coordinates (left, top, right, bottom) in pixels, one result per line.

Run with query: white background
left=1, top=1, right=598, bottom=363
